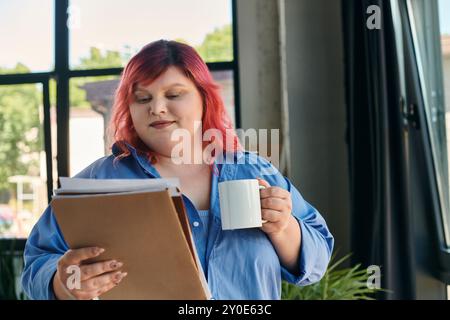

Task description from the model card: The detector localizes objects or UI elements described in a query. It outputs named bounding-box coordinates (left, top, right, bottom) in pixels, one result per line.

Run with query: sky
left=439, top=0, right=450, bottom=35
left=0, top=0, right=232, bottom=71
left=0, top=0, right=449, bottom=72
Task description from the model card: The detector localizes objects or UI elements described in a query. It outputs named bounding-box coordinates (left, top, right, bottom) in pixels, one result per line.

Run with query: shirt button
left=193, top=221, right=200, bottom=227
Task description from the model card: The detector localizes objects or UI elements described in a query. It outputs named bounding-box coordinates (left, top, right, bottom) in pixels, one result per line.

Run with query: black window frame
left=399, top=0, right=450, bottom=286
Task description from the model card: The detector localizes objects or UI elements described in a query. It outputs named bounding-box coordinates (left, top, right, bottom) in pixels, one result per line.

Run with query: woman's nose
left=149, top=98, right=167, bottom=115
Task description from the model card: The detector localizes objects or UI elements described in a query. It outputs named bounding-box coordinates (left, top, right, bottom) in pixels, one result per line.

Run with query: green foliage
left=77, top=47, right=123, bottom=70
left=70, top=47, right=123, bottom=108
left=0, top=65, right=42, bottom=191
left=195, top=24, right=233, bottom=62
left=0, top=48, right=122, bottom=194
left=0, top=63, right=30, bottom=75
left=282, top=253, right=385, bottom=300
left=174, top=38, right=189, bottom=45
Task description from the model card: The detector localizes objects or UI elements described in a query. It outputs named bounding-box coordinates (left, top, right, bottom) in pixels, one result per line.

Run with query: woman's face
left=129, top=66, right=204, bottom=157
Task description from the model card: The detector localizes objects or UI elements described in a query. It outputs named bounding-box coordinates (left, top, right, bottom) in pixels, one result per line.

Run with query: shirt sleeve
left=257, top=156, right=335, bottom=286
left=21, top=159, right=102, bottom=299
left=20, top=205, right=69, bottom=300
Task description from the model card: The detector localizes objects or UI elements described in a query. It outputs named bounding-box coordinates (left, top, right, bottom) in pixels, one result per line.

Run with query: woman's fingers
left=259, top=187, right=290, bottom=200
left=261, top=219, right=283, bottom=234
left=62, top=247, right=104, bottom=266
left=80, top=260, right=123, bottom=281
left=81, top=270, right=127, bottom=291
left=257, top=178, right=290, bottom=200
left=257, top=178, right=271, bottom=188
left=54, top=247, right=129, bottom=300
left=77, top=275, right=124, bottom=300
left=261, top=197, right=290, bottom=211
left=261, top=209, right=281, bottom=223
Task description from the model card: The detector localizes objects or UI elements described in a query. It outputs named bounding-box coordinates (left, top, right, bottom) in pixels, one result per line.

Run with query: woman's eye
left=167, top=93, right=181, bottom=99
left=136, top=97, right=151, bottom=104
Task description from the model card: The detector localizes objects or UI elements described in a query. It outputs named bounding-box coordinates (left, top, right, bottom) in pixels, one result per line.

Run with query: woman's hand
left=258, top=178, right=293, bottom=236
left=258, top=178, right=301, bottom=273
left=52, top=247, right=127, bottom=300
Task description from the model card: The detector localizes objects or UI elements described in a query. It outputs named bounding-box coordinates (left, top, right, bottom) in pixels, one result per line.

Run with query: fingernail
left=115, top=261, right=123, bottom=268
left=96, top=248, right=105, bottom=254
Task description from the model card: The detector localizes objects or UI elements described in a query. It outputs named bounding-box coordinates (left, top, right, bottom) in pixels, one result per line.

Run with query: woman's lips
left=149, top=121, right=175, bottom=129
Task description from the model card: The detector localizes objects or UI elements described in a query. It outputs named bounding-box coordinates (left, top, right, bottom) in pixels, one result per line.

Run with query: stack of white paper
left=54, top=177, right=181, bottom=197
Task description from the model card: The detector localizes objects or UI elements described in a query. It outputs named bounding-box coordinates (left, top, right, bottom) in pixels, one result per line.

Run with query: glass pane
left=439, top=0, right=450, bottom=247
left=69, top=72, right=235, bottom=176
left=0, top=84, right=49, bottom=238
left=0, top=0, right=54, bottom=74
left=69, top=76, right=120, bottom=176
left=211, top=70, right=236, bottom=128
left=409, top=0, right=450, bottom=246
left=69, top=0, right=233, bottom=69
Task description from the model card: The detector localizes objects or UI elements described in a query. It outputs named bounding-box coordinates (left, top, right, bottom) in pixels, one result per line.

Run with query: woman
left=21, top=40, right=334, bottom=300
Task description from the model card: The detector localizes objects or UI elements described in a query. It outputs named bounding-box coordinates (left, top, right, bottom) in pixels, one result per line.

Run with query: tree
left=195, top=24, right=233, bottom=62
left=0, top=64, right=41, bottom=192
left=0, top=49, right=124, bottom=202
left=77, top=47, right=122, bottom=70
left=69, top=47, right=124, bottom=109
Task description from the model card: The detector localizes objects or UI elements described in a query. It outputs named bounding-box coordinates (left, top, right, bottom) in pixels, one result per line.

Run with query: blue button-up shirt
left=21, top=143, right=334, bottom=300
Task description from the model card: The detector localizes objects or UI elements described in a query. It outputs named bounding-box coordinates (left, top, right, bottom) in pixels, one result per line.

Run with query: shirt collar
left=112, top=141, right=161, bottom=178
left=111, top=141, right=243, bottom=181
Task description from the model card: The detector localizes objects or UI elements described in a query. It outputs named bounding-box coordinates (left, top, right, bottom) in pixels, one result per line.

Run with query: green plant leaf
left=281, top=250, right=385, bottom=300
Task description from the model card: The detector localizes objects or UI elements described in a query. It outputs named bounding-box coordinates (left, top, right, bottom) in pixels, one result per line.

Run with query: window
left=0, top=0, right=239, bottom=238
left=69, top=0, right=233, bottom=69
left=0, top=84, right=49, bottom=237
left=407, top=0, right=450, bottom=247
left=69, top=76, right=120, bottom=176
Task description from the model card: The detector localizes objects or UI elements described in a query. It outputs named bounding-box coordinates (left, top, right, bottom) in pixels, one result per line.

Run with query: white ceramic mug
left=218, top=179, right=267, bottom=230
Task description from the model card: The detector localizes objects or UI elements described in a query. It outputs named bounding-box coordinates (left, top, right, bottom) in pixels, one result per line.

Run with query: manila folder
left=50, top=190, right=208, bottom=300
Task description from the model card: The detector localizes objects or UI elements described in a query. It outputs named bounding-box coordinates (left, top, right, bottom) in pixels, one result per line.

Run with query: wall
left=237, top=0, right=350, bottom=258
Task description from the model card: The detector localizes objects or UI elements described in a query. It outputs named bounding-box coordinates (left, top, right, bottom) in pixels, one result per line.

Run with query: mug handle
left=259, top=185, right=268, bottom=224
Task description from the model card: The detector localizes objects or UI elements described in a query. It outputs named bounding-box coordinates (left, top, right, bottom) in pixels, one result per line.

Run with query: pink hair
left=109, top=39, right=241, bottom=164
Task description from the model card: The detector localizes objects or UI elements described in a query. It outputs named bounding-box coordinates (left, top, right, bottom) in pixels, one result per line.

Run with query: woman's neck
left=153, top=149, right=210, bottom=173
